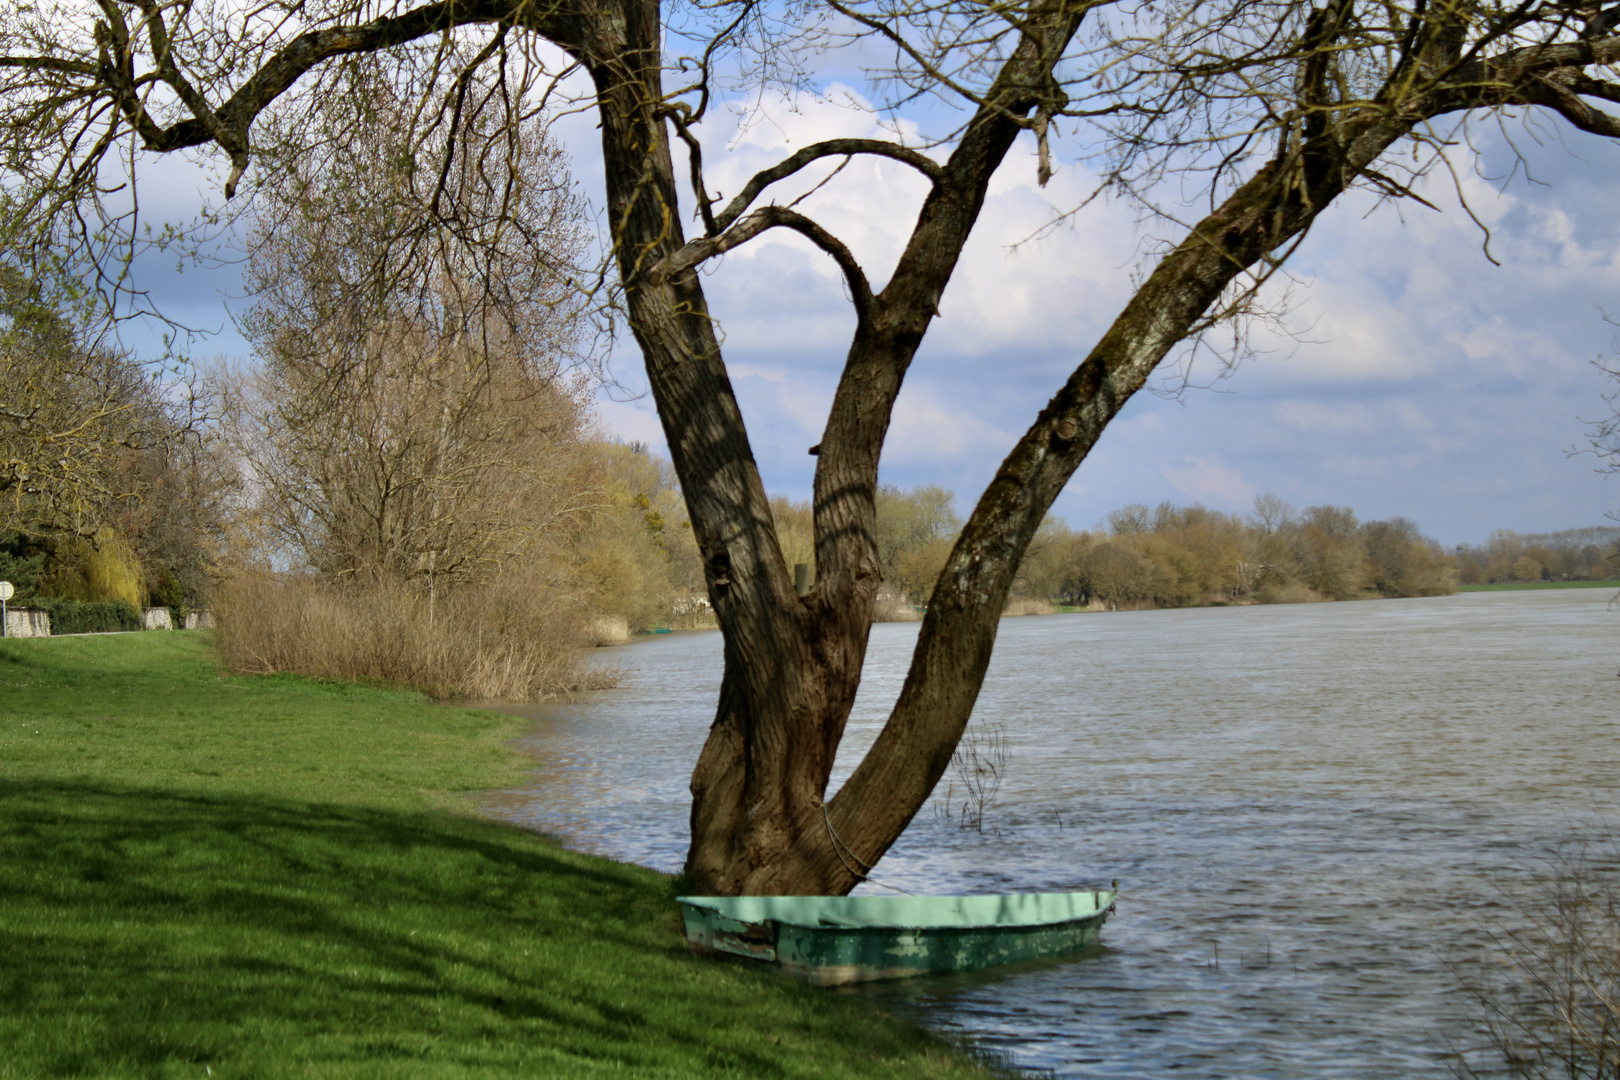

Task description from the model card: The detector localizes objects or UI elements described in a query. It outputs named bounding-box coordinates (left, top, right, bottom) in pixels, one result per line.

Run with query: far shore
left=607, top=577, right=1620, bottom=638
left=1458, top=579, right=1620, bottom=592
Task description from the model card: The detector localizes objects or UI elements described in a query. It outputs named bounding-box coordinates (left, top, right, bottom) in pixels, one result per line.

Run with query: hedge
left=31, top=598, right=142, bottom=635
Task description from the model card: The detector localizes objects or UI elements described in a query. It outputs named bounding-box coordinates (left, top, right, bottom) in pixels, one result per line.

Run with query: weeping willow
left=40, top=533, right=145, bottom=609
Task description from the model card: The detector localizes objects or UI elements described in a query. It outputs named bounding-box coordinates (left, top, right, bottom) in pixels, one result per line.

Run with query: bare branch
left=1566, top=71, right=1620, bottom=103
left=659, top=103, right=719, bottom=234
left=1517, top=70, right=1620, bottom=136
left=710, top=139, right=944, bottom=234
left=647, top=205, right=875, bottom=322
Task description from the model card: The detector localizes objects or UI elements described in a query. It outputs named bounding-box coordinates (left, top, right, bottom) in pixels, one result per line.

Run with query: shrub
left=1252, top=581, right=1326, bottom=605
left=873, top=592, right=921, bottom=622
left=30, top=597, right=142, bottom=634
left=212, top=571, right=616, bottom=701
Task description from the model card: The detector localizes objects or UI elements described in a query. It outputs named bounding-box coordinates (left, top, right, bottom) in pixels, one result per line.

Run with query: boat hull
left=677, top=890, right=1115, bottom=986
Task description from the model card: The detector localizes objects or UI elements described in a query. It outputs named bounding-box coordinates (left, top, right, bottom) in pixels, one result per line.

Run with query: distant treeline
left=1007, top=496, right=1462, bottom=610
left=798, top=492, right=1617, bottom=615
left=767, top=490, right=1620, bottom=617
left=1451, top=527, right=1620, bottom=585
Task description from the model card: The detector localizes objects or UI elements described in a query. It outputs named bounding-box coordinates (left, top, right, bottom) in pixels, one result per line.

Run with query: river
left=481, top=588, right=1620, bottom=1078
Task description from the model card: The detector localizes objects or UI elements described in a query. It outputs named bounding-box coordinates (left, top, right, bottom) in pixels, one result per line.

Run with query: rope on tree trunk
left=822, top=803, right=917, bottom=896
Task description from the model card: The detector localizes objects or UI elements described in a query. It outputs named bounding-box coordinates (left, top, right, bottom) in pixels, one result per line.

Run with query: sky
left=117, top=70, right=1620, bottom=550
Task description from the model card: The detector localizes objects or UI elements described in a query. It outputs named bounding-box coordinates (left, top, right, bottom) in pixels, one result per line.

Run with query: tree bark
left=577, top=0, right=861, bottom=894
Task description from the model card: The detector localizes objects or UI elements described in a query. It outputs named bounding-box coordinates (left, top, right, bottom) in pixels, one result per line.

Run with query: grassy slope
left=1457, top=579, right=1620, bottom=592
left=0, top=634, right=996, bottom=1080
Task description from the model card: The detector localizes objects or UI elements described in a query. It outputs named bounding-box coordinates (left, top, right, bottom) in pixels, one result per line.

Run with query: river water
left=481, top=589, right=1620, bottom=1078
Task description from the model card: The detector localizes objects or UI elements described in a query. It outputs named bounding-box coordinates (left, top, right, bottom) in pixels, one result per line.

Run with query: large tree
left=2, top=0, right=1618, bottom=895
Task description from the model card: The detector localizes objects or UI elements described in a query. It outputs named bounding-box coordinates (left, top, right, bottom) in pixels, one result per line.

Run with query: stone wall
left=3, top=608, right=51, bottom=637
left=0, top=606, right=218, bottom=636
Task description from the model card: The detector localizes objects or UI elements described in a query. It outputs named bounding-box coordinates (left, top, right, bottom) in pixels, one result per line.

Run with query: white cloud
left=593, top=397, right=666, bottom=447
left=688, top=96, right=1139, bottom=372
left=1160, top=455, right=1257, bottom=510
left=730, top=365, right=836, bottom=443
left=1272, top=399, right=1431, bottom=435
left=884, top=384, right=1017, bottom=466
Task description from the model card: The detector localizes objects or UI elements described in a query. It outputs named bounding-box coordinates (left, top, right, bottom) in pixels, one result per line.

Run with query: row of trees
left=0, top=81, right=702, bottom=689
left=1012, top=498, right=1457, bottom=608
left=1018, top=502, right=1620, bottom=610
left=1453, top=527, right=1620, bottom=585
left=811, top=488, right=1614, bottom=614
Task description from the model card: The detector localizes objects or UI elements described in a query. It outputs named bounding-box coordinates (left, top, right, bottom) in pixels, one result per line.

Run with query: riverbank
left=0, top=633, right=1000, bottom=1079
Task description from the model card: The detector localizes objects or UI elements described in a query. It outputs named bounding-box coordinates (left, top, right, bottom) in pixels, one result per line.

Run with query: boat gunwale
left=676, top=889, right=1118, bottom=933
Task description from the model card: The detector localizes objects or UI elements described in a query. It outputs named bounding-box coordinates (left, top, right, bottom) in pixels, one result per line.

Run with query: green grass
left=1458, top=579, right=1620, bottom=592
left=0, top=634, right=999, bottom=1079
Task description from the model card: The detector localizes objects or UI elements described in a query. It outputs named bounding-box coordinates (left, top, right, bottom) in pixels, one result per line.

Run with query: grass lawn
left=1458, top=579, right=1620, bottom=592
left=0, top=633, right=1000, bottom=1079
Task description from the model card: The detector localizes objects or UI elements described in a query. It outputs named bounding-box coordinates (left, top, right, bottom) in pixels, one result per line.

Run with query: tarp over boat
left=678, top=888, right=1117, bottom=985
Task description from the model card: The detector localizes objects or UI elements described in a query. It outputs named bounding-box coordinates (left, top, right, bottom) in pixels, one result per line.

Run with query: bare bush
left=215, top=64, right=595, bottom=599
left=1451, top=842, right=1620, bottom=1080
left=213, top=571, right=615, bottom=701
left=939, top=724, right=1009, bottom=833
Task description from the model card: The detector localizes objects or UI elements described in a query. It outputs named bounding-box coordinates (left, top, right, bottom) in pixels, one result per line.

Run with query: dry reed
left=1002, top=597, right=1058, bottom=617
left=1253, top=581, right=1327, bottom=605
left=213, top=571, right=616, bottom=701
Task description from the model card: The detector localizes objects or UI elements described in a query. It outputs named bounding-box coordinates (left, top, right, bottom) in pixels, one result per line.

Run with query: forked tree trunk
left=576, top=0, right=882, bottom=896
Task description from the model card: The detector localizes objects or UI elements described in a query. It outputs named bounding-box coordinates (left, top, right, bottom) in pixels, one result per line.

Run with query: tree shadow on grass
left=0, top=781, right=941, bottom=1079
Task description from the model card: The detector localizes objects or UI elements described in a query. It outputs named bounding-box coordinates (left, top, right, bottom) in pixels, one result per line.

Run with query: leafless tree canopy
left=221, top=69, right=595, bottom=586
left=241, top=57, right=590, bottom=381
left=2, top=0, right=1617, bottom=894
left=0, top=265, right=202, bottom=538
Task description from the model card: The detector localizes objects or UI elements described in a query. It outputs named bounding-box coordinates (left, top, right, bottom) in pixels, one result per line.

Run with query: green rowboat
left=676, top=888, right=1117, bottom=986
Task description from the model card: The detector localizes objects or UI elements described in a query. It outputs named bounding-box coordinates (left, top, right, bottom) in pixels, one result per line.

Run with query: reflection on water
left=481, top=590, right=1620, bottom=1078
